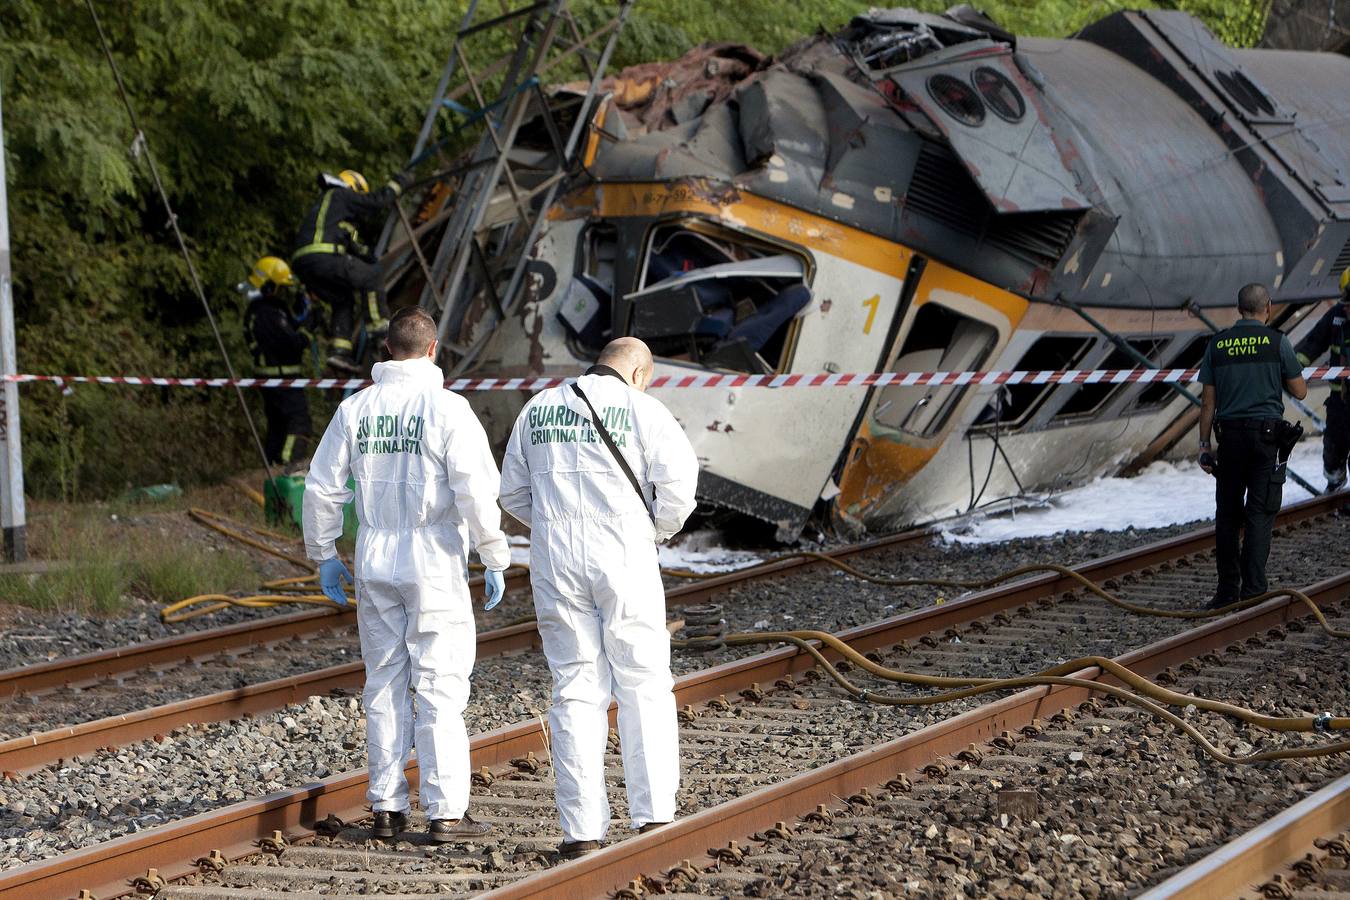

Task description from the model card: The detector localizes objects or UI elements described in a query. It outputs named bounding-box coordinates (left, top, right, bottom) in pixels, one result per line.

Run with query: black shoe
left=371, top=810, right=408, bottom=839
left=429, top=814, right=493, bottom=842
left=1206, top=593, right=1240, bottom=611
left=557, top=838, right=602, bottom=859
left=637, top=821, right=671, bottom=834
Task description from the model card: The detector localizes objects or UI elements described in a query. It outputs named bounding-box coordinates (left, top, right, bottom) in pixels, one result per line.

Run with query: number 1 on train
left=862, top=294, right=881, bottom=335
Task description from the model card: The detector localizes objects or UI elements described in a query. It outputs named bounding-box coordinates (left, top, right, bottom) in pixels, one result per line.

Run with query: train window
left=971, top=68, right=1024, bottom=122
left=927, top=74, right=985, bottom=127
left=1131, top=334, right=1210, bottom=410
left=980, top=335, right=1092, bottom=428
left=624, top=223, right=811, bottom=374
left=1053, top=338, right=1165, bottom=420
left=874, top=303, right=997, bottom=438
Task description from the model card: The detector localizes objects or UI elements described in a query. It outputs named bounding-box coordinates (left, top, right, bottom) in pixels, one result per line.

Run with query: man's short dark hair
left=1237, top=283, right=1270, bottom=316
left=386, top=307, right=437, bottom=359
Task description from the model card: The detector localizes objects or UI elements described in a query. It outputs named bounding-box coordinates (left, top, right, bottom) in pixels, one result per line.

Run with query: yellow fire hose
left=162, top=509, right=341, bottom=623
left=175, top=502, right=1350, bottom=763
left=674, top=628, right=1350, bottom=765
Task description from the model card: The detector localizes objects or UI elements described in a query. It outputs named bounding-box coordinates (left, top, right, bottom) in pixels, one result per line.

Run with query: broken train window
left=622, top=222, right=812, bottom=374
left=1052, top=338, right=1166, bottom=420
left=975, top=334, right=1092, bottom=429
left=557, top=224, right=617, bottom=355
left=873, top=303, right=997, bottom=439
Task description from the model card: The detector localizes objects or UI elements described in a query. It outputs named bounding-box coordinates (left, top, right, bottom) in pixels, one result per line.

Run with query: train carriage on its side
left=391, top=7, right=1350, bottom=540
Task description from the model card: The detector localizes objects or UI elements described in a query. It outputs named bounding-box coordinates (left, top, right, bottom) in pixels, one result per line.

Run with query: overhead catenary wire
left=82, top=0, right=276, bottom=486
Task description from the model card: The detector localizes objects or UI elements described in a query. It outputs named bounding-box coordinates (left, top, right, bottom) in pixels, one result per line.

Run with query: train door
left=834, top=261, right=1026, bottom=531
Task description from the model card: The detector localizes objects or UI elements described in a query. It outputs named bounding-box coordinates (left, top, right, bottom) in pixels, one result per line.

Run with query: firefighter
left=290, top=169, right=410, bottom=372
left=243, top=256, right=313, bottom=471
left=1294, top=268, right=1350, bottom=494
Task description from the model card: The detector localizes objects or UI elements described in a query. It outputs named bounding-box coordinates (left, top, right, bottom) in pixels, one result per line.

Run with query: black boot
left=429, top=813, right=492, bottom=842
left=371, top=810, right=408, bottom=839
left=556, top=838, right=602, bottom=859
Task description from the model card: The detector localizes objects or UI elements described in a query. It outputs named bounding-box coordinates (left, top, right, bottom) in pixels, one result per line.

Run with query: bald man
left=499, top=337, right=699, bottom=858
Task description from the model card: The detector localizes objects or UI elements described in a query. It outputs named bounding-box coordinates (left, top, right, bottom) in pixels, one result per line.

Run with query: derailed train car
left=407, top=7, right=1350, bottom=539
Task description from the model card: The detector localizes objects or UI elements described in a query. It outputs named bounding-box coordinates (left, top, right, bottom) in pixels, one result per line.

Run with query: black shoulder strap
left=571, top=382, right=653, bottom=520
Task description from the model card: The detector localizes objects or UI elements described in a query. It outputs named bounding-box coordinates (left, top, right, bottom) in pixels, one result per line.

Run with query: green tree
left=0, top=0, right=1271, bottom=498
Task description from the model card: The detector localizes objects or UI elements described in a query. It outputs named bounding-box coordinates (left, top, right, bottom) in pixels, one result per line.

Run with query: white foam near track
left=505, top=530, right=763, bottom=573
left=942, top=440, right=1331, bottom=545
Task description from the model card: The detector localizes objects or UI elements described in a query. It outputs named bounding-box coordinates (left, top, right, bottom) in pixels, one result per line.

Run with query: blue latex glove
left=318, top=558, right=352, bottom=606
left=484, top=569, right=506, bottom=611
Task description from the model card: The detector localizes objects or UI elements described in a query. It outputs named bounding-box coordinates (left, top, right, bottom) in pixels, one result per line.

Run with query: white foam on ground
left=504, top=529, right=763, bottom=573
left=941, top=440, right=1329, bottom=545
left=659, top=529, right=764, bottom=573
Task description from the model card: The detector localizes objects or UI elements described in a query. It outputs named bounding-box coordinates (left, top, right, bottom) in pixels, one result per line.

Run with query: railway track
left=1144, top=759, right=1350, bottom=898
left=0, top=522, right=953, bottom=775
left=2, top=497, right=1345, bottom=898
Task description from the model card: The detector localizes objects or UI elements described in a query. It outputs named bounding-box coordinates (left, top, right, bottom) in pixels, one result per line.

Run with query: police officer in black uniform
left=1294, top=268, right=1350, bottom=494
left=290, top=169, right=410, bottom=372
left=243, top=256, right=314, bottom=470
left=1197, top=283, right=1308, bottom=609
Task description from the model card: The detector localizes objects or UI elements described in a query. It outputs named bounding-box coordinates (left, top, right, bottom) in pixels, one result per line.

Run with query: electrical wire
left=83, top=0, right=276, bottom=486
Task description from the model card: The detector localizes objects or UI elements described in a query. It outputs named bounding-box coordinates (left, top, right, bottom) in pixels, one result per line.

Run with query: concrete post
left=0, top=79, right=27, bottom=561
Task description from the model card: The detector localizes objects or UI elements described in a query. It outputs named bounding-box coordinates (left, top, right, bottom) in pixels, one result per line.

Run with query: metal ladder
left=377, top=0, right=633, bottom=374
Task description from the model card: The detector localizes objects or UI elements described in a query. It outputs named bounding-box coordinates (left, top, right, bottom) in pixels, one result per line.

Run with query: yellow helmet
left=248, top=256, right=297, bottom=290
left=1340, top=266, right=1349, bottom=296
left=338, top=169, right=370, bottom=193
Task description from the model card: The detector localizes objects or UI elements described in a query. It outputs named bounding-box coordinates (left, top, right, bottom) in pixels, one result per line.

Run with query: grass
left=0, top=489, right=274, bottom=615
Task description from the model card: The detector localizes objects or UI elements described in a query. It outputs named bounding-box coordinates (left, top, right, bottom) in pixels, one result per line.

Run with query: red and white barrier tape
left=4, top=366, right=1347, bottom=391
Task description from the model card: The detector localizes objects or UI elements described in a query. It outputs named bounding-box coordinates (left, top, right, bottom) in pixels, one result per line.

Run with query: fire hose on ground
left=166, top=508, right=1350, bottom=764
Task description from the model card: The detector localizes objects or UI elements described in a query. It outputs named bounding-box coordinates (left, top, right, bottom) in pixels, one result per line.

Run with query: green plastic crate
left=264, top=475, right=357, bottom=539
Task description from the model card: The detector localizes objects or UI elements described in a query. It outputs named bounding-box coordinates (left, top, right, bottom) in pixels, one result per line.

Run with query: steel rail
left=0, top=518, right=949, bottom=700
left=3, top=494, right=1334, bottom=704
left=1139, top=771, right=1350, bottom=899
left=2, top=496, right=1328, bottom=774
left=2, top=509, right=1340, bottom=899
left=484, top=569, right=1350, bottom=899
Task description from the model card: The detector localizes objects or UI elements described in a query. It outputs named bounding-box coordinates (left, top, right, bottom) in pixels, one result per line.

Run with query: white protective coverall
left=499, top=368, right=698, bottom=841
left=303, top=356, right=510, bottom=820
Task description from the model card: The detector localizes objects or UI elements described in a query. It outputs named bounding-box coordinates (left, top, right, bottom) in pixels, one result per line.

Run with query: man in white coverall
left=303, top=306, right=510, bottom=842
left=499, top=336, right=699, bottom=858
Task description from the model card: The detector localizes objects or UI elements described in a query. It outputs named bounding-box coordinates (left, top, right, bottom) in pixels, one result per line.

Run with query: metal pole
left=0, top=80, right=27, bottom=561
left=1056, top=295, right=1203, bottom=408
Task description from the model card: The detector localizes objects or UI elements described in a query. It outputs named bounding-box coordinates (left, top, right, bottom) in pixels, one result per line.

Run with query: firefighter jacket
left=290, top=180, right=401, bottom=262
left=1295, top=302, right=1349, bottom=397
left=245, top=293, right=311, bottom=376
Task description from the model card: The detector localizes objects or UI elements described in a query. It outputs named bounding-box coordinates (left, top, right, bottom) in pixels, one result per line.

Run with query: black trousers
left=1214, top=421, right=1284, bottom=598
left=292, top=253, right=387, bottom=348
left=263, top=387, right=311, bottom=465
left=1324, top=394, right=1349, bottom=486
